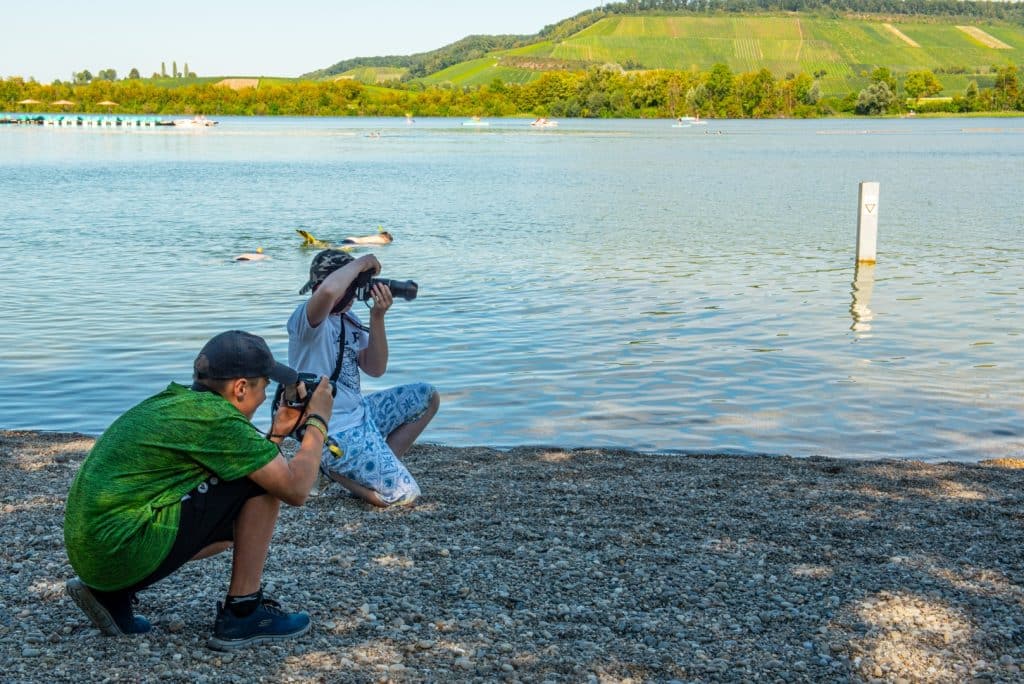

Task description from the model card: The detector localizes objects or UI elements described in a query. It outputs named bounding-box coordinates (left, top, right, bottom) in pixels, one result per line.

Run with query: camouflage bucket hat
left=300, top=249, right=354, bottom=294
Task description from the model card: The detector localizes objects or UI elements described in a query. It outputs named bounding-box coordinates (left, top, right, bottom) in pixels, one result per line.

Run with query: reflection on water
left=850, top=263, right=876, bottom=336
left=0, top=116, right=1021, bottom=462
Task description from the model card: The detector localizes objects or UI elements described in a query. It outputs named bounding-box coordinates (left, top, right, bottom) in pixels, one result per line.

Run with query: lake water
left=1, top=115, right=1021, bottom=461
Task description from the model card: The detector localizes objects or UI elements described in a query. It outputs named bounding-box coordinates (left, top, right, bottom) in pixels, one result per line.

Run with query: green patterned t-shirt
left=64, top=382, right=279, bottom=591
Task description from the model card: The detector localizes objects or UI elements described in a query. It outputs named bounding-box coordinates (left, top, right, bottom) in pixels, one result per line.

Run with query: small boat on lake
left=173, top=115, right=218, bottom=128
left=463, top=116, right=488, bottom=127
left=675, top=115, right=708, bottom=127
left=530, top=117, right=558, bottom=128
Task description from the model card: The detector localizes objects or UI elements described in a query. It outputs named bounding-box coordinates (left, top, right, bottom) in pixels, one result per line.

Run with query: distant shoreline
left=5, top=110, right=1024, bottom=120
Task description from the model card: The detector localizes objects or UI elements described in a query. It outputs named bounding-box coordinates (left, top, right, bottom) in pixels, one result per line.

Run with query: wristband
left=307, top=413, right=329, bottom=428
left=304, top=417, right=328, bottom=441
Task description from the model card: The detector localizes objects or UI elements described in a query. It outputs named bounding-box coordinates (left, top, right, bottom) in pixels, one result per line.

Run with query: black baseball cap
left=193, top=331, right=298, bottom=385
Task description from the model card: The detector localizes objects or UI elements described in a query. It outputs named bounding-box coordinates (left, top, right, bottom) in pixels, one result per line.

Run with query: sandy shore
left=2, top=429, right=1023, bottom=683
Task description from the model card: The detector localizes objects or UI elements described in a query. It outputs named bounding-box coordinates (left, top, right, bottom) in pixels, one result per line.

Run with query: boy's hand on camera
left=369, top=282, right=393, bottom=317
left=306, top=376, right=334, bottom=420
left=357, top=254, right=381, bottom=276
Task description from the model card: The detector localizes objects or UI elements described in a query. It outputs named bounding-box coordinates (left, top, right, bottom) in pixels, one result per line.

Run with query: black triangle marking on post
left=864, top=203, right=876, bottom=213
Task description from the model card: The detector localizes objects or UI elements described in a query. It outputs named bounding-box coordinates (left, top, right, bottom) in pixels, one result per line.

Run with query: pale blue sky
left=2, top=1, right=599, bottom=83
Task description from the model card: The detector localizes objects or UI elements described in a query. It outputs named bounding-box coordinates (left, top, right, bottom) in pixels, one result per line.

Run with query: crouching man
left=63, top=330, right=334, bottom=650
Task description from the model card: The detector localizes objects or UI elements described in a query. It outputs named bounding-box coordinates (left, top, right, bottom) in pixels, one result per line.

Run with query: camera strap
left=330, top=312, right=368, bottom=384
left=330, top=323, right=345, bottom=384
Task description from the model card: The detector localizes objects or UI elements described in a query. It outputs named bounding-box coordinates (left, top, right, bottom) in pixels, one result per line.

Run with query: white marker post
left=856, top=181, right=880, bottom=263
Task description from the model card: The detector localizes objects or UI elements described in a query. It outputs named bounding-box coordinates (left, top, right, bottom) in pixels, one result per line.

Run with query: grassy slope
left=138, top=14, right=1022, bottom=96
left=421, top=57, right=539, bottom=86
left=421, top=14, right=1023, bottom=95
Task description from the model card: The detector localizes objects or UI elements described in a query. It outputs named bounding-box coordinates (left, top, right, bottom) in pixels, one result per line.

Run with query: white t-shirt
left=287, top=302, right=369, bottom=433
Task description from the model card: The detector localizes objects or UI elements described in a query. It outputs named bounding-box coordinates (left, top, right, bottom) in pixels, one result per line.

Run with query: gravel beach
left=2, top=429, right=1023, bottom=683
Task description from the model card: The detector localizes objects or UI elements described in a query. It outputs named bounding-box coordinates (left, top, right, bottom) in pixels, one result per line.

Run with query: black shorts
left=124, top=475, right=266, bottom=593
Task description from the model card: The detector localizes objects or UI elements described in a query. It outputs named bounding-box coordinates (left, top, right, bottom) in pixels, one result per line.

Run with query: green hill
left=312, top=10, right=1024, bottom=96
left=427, top=15, right=1024, bottom=95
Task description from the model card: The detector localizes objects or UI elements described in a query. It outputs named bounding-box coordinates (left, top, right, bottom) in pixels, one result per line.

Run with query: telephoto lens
left=375, top=278, right=418, bottom=301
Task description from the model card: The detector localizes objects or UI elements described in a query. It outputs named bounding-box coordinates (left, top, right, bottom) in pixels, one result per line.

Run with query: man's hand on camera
left=305, top=376, right=335, bottom=422
left=270, top=383, right=307, bottom=442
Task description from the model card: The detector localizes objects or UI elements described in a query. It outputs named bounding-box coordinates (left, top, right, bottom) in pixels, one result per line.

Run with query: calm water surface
left=1, top=116, right=1021, bottom=461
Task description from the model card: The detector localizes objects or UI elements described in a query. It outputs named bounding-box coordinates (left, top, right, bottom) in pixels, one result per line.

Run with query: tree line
left=594, top=0, right=1024, bottom=21
left=68, top=61, right=195, bottom=85
left=4, top=64, right=1022, bottom=118
left=303, top=35, right=536, bottom=80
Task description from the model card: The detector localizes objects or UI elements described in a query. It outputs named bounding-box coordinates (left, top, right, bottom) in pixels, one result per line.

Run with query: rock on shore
left=1, top=429, right=1023, bottom=683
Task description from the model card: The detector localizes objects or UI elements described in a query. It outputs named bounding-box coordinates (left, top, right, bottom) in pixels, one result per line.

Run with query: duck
left=296, top=229, right=333, bottom=248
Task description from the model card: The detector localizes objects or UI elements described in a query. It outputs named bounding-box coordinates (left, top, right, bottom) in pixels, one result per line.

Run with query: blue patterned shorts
left=320, top=382, right=435, bottom=505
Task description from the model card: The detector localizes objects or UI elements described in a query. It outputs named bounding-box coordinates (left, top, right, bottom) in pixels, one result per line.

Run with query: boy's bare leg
left=386, top=391, right=440, bottom=458
left=327, top=473, right=388, bottom=508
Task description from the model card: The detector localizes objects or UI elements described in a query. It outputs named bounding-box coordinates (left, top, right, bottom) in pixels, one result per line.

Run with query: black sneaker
left=207, top=593, right=311, bottom=650
left=65, top=577, right=151, bottom=636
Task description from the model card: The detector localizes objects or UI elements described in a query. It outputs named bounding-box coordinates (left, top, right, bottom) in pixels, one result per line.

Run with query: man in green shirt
left=64, top=330, right=335, bottom=650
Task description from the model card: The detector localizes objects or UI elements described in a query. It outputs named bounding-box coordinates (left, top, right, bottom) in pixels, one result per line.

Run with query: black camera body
left=269, top=373, right=337, bottom=442
left=281, top=372, right=336, bottom=409
left=350, top=271, right=418, bottom=302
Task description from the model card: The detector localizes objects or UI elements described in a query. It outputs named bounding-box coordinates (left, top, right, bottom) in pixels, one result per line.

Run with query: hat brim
left=269, top=361, right=298, bottom=386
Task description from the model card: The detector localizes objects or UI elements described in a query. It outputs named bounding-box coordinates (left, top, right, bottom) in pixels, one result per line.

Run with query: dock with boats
left=0, top=114, right=216, bottom=128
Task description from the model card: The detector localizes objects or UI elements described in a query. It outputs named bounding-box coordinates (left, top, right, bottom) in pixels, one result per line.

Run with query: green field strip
left=551, top=40, right=600, bottom=62
left=421, top=57, right=496, bottom=84
left=470, top=67, right=538, bottom=86
left=680, top=16, right=739, bottom=40
left=900, top=23, right=1018, bottom=58
left=734, top=38, right=763, bottom=62
left=799, top=39, right=845, bottom=64
left=908, top=24, right=995, bottom=50
left=421, top=58, right=539, bottom=87
left=257, top=77, right=302, bottom=86
left=741, top=17, right=803, bottom=40
left=574, top=16, right=620, bottom=38
left=505, top=41, right=556, bottom=57
left=979, top=25, right=1023, bottom=51
left=809, top=20, right=921, bottom=68
left=617, top=16, right=645, bottom=38
left=902, top=25, right=1018, bottom=69
left=760, top=38, right=803, bottom=62
left=956, top=26, right=1012, bottom=50
left=146, top=76, right=231, bottom=88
